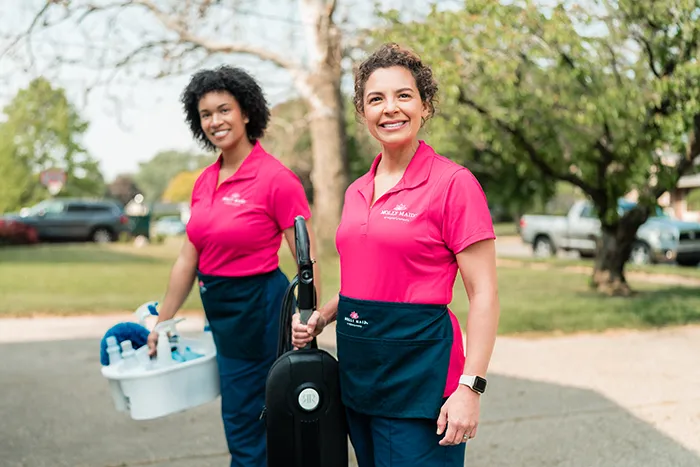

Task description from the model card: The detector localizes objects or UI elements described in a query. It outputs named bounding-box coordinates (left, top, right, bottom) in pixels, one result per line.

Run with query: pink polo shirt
left=186, top=142, right=311, bottom=277
left=335, top=141, right=495, bottom=396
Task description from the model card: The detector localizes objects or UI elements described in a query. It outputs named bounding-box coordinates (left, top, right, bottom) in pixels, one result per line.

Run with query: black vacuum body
left=265, top=216, right=348, bottom=467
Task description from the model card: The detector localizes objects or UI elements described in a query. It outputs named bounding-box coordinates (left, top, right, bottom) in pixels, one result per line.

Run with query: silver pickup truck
left=519, top=199, right=700, bottom=266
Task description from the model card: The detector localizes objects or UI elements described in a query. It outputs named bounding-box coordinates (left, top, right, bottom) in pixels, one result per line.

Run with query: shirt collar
left=210, top=141, right=265, bottom=186
left=357, top=140, right=435, bottom=202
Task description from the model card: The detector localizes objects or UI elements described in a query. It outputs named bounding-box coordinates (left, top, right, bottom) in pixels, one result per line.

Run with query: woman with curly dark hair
left=292, top=43, right=500, bottom=466
left=148, top=65, right=318, bottom=467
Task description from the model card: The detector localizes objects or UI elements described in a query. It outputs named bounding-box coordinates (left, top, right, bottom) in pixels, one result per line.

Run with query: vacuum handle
left=294, top=215, right=316, bottom=326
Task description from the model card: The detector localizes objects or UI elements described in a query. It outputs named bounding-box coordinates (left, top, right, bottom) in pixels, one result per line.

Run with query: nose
left=383, top=97, right=398, bottom=114
left=211, top=112, right=223, bottom=127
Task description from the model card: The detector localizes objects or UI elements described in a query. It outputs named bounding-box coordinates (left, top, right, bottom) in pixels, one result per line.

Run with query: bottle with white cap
left=120, top=340, right=139, bottom=372
left=106, top=336, right=122, bottom=366
left=156, top=329, right=175, bottom=368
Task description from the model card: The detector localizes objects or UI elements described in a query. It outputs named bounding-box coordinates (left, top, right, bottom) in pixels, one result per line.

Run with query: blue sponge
left=100, top=322, right=151, bottom=366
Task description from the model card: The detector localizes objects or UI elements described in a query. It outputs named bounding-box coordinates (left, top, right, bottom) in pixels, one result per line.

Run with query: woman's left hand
left=436, top=385, right=480, bottom=446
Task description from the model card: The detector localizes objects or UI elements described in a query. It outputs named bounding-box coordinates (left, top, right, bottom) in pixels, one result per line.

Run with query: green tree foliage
left=0, top=77, right=104, bottom=212
left=377, top=0, right=700, bottom=294
left=133, top=150, right=211, bottom=203
left=0, top=125, right=34, bottom=214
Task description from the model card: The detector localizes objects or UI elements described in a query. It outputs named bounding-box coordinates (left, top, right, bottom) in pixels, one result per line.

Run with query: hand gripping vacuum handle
left=294, top=215, right=316, bottom=325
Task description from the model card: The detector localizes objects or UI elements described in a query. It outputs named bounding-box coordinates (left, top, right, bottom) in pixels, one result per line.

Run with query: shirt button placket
left=360, top=207, right=370, bottom=236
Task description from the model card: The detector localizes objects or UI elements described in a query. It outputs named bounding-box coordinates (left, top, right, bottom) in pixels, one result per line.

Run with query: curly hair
left=181, top=65, right=270, bottom=151
left=353, top=43, right=438, bottom=120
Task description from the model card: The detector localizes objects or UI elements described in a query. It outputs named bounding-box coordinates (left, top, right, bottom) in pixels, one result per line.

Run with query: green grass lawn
left=493, top=222, right=519, bottom=237
left=501, top=255, right=700, bottom=280
left=1, top=241, right=699, bottom=335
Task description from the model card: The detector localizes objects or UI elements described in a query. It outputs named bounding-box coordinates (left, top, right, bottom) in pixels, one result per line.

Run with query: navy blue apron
left=335, top=294, right=453, bottom=420
left=197, top=268, right=287, bottom=361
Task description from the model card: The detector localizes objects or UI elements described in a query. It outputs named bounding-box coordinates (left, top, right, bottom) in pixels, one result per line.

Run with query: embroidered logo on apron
left=344, top=311, right=368, bottom=329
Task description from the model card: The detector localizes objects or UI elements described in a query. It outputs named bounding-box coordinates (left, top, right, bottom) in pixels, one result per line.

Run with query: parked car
left=11, top=198, right=131, bottom=243
left=519, top=199, right=700, bottom=266
left=152, top=215, right=186, bottom=237
left=0, top=217, right=38, bottom=245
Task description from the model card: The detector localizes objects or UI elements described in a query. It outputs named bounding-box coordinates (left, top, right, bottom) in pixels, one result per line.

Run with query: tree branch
left=131, top=0, right=304, bottom=73
left=601, top=40, right=623, bottom=86
left=632, top=31, right=660, bottom=79
left=653, top=113, right=700, bottom=199
left=1, top=1, right=52, bottom=59
left=458, top=89, right=599, bottom=197
left=327, top=0, right=338, bottom=16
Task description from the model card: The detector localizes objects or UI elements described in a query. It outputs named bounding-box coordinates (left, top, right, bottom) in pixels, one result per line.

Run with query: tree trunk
left=297, top=0, right=348, bottom=257
left=306, top=71, right=348, bottom=256
left=591, top=209, right=648, bottom=296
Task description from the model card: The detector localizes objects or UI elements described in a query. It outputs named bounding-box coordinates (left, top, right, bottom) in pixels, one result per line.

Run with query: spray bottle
left=153, top=318, right=184, bottom=368
left=133, top=301, right=159, bottom=326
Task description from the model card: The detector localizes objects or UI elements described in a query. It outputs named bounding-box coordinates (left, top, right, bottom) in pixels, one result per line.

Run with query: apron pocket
left=337, top=332, right=451, bottom=420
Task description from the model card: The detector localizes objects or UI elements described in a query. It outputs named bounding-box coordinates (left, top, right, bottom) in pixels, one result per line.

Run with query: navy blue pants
left=347, top=407, right=466, bottom=467
left=202, top=269, right=288, bottom=467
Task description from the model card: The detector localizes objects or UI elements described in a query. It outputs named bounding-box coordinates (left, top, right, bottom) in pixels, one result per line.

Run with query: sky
left=0, top=0, right=445, bottom=181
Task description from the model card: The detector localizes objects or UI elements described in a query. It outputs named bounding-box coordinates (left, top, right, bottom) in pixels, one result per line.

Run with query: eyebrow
left=366, top=87, right=415, bottom=97
left=199, top=103, right=230, bottom=114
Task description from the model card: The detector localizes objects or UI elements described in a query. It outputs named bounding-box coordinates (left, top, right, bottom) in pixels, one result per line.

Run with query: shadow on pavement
left=1, top=338, right=697, bottom=467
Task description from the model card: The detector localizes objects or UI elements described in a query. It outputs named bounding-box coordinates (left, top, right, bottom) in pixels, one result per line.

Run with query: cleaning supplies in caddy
left=153, top=318, right=204, bottom=365
left=101, top=302, right=221, bottom=420
left=134, top=300, right=159, bottom=325
left=106, top=336, right=122, bottom=365
left=120, top=340, right=141, bottom=372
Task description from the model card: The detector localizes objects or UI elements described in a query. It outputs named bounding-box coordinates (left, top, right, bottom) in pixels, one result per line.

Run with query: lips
left=379, top=120, right=408, bottom=130
left=212, top=129, right=230, bottom=138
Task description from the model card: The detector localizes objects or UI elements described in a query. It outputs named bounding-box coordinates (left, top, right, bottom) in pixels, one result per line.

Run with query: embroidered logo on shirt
left=222, top=192, right=246, bottom=206
left=345, top=311, right=368, bottom=328
left=380, top=203, right=418, bottom=222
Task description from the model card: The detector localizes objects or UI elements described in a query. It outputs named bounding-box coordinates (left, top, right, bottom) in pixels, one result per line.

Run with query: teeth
left=382, top=122, right=404, bottom=129
left=214, top=130, right=229, bottom=137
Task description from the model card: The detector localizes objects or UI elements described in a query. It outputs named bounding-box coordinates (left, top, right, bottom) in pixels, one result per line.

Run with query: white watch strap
left=459, top=375, right=477, bottom=388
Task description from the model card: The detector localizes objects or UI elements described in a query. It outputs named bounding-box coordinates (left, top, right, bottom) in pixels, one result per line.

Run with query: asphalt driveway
left=1, top=316, right=698, bottom=467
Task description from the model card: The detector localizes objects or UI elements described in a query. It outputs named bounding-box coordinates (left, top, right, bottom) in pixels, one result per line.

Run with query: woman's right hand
left=291, top=310, right=327, bottom=349
left=147, top=331, right=159, bottom=356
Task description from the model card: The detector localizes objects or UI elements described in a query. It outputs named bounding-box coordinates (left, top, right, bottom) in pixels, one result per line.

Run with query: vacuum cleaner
left=264, top=215, right=348, bottom=467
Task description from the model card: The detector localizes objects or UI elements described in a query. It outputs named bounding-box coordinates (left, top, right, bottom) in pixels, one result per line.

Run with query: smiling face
left=197, top=91, right=249, bottom=151
left=362, top=66, right=429, bottom=150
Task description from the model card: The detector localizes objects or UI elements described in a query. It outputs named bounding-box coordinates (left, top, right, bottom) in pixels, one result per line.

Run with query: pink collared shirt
left=186, top=142, right=311, bottom=277
left=335, top=141, right=495, bottom=396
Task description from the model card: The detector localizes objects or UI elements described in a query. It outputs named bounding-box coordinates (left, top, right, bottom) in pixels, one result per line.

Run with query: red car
left=0, top=216, right=39, bottom=245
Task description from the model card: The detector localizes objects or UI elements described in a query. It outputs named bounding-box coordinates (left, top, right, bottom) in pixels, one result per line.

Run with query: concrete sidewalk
left=1, top=314, right=698, bottom=466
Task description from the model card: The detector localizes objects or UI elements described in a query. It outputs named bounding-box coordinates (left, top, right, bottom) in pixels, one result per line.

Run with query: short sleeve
left=441, top=169, right=496, bottom=254
left=269, top=168, right=312, bottom=231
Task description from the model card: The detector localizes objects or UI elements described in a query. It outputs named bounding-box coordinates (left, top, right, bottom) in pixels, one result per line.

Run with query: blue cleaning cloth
left=100, top=322, right=151, bottom=366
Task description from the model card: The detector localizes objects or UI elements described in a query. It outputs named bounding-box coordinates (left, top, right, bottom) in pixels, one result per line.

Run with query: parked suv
left=14, top=198, right=130, bottom=243
left=519, top=199, right=700, bottom=266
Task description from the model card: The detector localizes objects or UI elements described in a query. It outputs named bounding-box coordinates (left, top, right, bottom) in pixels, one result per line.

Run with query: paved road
left=496, top=235, right=580, bottom=259
left=1, top=316, right=698, bottom=467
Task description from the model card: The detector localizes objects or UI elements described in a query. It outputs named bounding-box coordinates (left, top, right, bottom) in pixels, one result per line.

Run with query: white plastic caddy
left=101, top=333, right=220, bottom=421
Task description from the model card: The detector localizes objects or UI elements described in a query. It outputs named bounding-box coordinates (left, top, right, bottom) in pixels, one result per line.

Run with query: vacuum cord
left=277, top=275, right=317, bottom=358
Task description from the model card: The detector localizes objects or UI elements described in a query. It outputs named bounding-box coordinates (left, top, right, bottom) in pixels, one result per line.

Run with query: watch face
left=474, top=376, right=487, bottom=393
